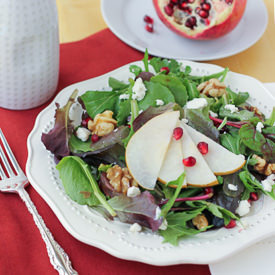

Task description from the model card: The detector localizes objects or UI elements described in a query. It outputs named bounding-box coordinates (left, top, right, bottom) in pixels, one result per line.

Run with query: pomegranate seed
left=160, top=66, right=170, bottom=74
left=201, top=2, right=211, bottom=10
left=182, top=156, right=196, bottom=167
left=225, top=219, right=236, bottom=229
left=187, top=0, right=195, bottom=3
left=248, top=199, right=252, bottom=203
left=198, top=9, right=209, bottom=18
left=197, top=142, right=208, bottom=155
left=91, top=134, right=99, bottom=143
left=185, top=16, right=197, bottom=29
left=173, top=127, right=183, bottom=140
left=250, top=192, right=259, bottom=201
left=164, top=4, right=174, bottom=16
left=204, top=187, right=213, bottom=195
left=180, top=2, right=188, bottom=8
left=225, top=0, right=233, bottom=5
left=81, top=117, right=92, bottom=127
left=144, top=15, right=154, bottom=24
left=145, top=24, right=154, bottom=33
left=183, top=7, right=192, bottom=14
left=205, top=18, right=210, bottom=25
left=170, top=0, right=178, bottom=4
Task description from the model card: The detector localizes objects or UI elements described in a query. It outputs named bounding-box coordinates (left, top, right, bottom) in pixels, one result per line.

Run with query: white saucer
left=101, top=0, right=268, bottom=61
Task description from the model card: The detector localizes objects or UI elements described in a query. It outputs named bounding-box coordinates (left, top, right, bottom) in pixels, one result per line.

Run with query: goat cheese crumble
left=127, top=186, right=141, bottom=198
left=119, top=94, right=130, bottom=100
left=256, top=122, right=264, bottom=133
left=132, top=78, right=147, bottom=101
left=228, top=184, right=238, bottom=191
left=156, top=99, right=164, bottom=106
left=186, top=98, right=208, bottom=109
left=76, top=127, right=91, bottom=142
left=224, top=104, right=238, bottom=113
left=129, top=223, right=142, bottom=233
left=236, top=200, right=251, bottom=217
left=261, top=174, right=275, bottom=192
left=209, top=110, right=218, bottom=118
left=159, top=219, right=168, bottom=231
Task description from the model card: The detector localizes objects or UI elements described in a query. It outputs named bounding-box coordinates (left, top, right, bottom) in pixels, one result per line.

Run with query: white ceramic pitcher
left=0, top=0, right=59, bottom=110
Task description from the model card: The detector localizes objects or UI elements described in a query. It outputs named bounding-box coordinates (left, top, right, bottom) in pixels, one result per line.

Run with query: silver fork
left=0, top=129, right=78, bottom=275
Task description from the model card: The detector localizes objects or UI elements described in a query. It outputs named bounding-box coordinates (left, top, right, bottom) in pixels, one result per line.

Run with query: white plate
left=101, top=0, right=268, bottom=61
left=26, top=61, right=275, bottom=265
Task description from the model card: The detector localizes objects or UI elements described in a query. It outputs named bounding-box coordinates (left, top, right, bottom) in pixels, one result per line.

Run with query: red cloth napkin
left=0, top=29, right=210, bottom=275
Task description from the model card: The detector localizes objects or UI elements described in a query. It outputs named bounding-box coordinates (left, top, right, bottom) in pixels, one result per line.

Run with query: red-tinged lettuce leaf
left=133, top=103, right=182, bottom=132
left=41, top=90, right=78, bottom=159
left=186, top=109, right=219, bottom=142
left=99, top=172, right=119, bottom=198
left=262, top=139, right=275, bottom=162
left=108, top=191, right=163, bottom=231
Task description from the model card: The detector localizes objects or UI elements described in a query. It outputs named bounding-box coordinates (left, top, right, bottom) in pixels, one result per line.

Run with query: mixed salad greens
left=42, top=50, right=275, bottom=245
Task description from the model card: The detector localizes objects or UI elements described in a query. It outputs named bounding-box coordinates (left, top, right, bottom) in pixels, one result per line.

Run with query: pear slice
left=158, top=136, right=187, bottom=186
left=126, top=111, right=180, bottom=190
left=183, top=123, right=246, bottom=175
left=179, top=121, right=218, bottom=187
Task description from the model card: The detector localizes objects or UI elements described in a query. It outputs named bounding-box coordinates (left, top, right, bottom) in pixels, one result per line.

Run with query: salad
left=41, top=51, right=275, bottom=246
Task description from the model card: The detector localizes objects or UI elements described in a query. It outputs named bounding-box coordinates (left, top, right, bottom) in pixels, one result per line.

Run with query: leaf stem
left=209, top=116, right=247, bottom=129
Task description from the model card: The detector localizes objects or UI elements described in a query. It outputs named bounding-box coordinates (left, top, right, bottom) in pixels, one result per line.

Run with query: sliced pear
left=158, top=136, right=187, bottom=186
left=126, top=111, right=180, bottom=190
left=179, top=121, right=218, bottom=187
left=183, top=123, right=246, bottom=175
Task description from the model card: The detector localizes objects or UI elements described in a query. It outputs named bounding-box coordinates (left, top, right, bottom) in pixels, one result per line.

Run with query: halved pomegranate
left=153, top=0, right=247, bottom=40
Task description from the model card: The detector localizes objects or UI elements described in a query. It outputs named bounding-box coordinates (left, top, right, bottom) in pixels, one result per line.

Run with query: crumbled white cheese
left=129, top=223, right=142, bottom=233
left=186, top=98, right=208, bottom=109
left=127, top=186, right=141, bottom=198
left=156, top=99, right=164, bottom=106
left=155, top=206, right=161, bottom=220
left=228, top=184, right=238, bottom=191
left=236, top=200, right=251, bottom=217
left=224, top=104, right=238, bottom=114
left=256, top=122, right=264, bottom=133
left=76, top=127, right=91, bottom=142
left=139, top=109, right=143, bottom=114
left=261, top=174, right=275, bottom=192
left=159, top=219, right=168, bottom=231
left=132, top=78, right=147, bottom=101
left=119, top=93, right=130, bottom=100
left=209, top=110, right=218, bottom=118
left=181, top=118, right=189, bottom=124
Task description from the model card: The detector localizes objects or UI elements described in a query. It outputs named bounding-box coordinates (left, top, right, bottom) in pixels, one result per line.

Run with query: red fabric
left=0, top=29, right=210, bottom=275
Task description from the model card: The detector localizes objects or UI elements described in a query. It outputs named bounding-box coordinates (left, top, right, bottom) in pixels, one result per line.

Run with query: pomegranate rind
left=153, top=0, right=247, bottom=40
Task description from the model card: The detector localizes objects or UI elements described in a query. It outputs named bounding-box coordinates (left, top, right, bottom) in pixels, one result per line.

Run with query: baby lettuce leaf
left=223, top=173, right=245, bottom=198
left=151, top=74, right=188, bottom=106
left=265, top=107, right=275, bottom=126
left=80, top=90, right=120, bottom=118
left=41, top=89, right=78, bottom=159
left=108, top=77, right=129, bottom=90
left=138, top=82, right=175, bottom=111
left=263, top=126, right=275, bottom=141
left=220, top=131, right=246, bottom=155
left=239, top=124, right=266, bottom=153
left=161, top=173, right=186, bottom=218
left=185, top=109, right=220, bottom=142
left=56, top=156, right=116, bottom=216
left=149, top=57, right=181, bottom=74
left=262, top=139, right=275, bottom=162
left=182, top=79, right=199, bottom=100
left=108, top=191, right=163, bottom=231
left=143, top=48, right=149, bottom=72
left=129, top=65, right=142, bottom=77
left=226, top=88, right=249, bottom=106
left=116, top=99, right=131, bottom=126
left=219, top=106, right=254, bottom=121
left=132, top=102, right=180, bottom=132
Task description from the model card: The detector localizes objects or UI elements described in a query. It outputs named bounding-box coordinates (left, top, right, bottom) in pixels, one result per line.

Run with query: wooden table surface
left=56, top=0, right=275, bottom=83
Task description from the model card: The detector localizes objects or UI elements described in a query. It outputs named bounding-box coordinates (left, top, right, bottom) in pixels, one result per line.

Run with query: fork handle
left=18, top=186, right=78, bottom=275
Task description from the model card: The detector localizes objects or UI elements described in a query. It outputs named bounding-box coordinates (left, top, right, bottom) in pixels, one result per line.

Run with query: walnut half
left=88, top=110, right=117, bottom=136
left=106, top=165, right=138, bottom=195
left=197, top=78, right=227, bottom=98
left=192, top=214, right=208, bottom=230
left=253, top=154, right=275, bottom=176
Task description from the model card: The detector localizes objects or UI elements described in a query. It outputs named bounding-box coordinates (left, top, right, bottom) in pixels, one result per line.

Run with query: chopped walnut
left=106, top=165, right=138, bottom=195
left=192, top=214, right=208, bottom=230
left=88, top=110, right=117, bottom=136
left=197, top=78, right=227, bottom=97
left=253, top=154, right=275, bottom=176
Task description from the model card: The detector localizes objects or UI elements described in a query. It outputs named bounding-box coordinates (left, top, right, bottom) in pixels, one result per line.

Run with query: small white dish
left=26, top=60, right=275, bottom=265
left=101, top=0, right=268, bottom=61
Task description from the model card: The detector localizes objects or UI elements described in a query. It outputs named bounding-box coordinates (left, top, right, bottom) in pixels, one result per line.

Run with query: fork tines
left=0, top=129, right=22, bottom=180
